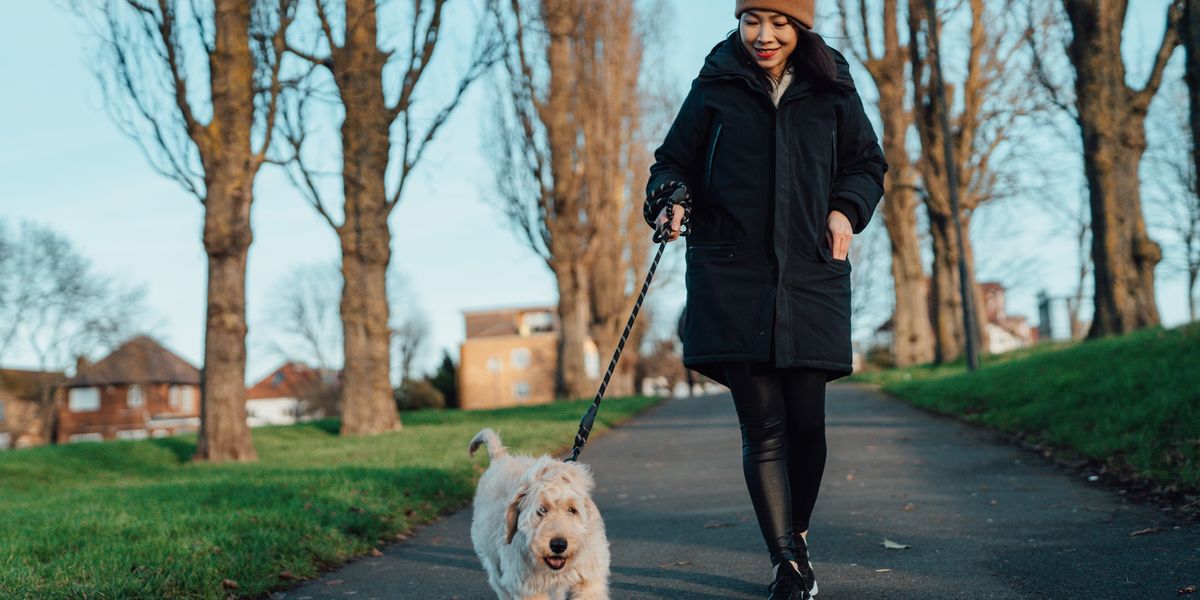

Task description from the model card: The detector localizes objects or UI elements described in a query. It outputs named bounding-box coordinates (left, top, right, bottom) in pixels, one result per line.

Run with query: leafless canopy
left=87, top=0, right=297, bottom=202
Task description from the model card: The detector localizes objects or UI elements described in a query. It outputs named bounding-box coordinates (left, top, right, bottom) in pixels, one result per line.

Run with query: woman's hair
left=732, top=16, right=854, bottom=93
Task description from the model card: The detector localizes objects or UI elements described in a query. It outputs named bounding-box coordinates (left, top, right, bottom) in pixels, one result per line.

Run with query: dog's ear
left=583, top=496, right=600, bottom=525
left=505, top=487, right=527, bottom=544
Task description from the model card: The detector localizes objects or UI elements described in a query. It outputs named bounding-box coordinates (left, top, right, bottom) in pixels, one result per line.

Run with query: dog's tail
left=469, top=428, right=507, bottom=460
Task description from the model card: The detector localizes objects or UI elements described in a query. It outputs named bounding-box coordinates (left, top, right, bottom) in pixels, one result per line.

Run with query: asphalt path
left=280, top=383, right=1199, bottom=599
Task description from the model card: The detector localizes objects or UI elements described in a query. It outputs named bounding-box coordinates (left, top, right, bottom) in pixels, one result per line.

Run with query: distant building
left=868, top=279, right=1036, bottom=362
left=458, top=306, right=592, bottom=410
left=0, top=368, right=64, bottom=449
left=245, top=362, right=334, bottom=426
left=58, top=336, right=201, bottom=443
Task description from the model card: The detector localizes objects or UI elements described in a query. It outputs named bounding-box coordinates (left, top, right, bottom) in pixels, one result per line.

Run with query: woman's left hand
left=826, top=210, right=852, bottom=261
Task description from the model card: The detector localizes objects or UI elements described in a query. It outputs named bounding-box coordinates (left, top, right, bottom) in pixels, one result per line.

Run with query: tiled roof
left=67, top=336, right=200, bottom=387
left=247, top=362, right=326, bottom=400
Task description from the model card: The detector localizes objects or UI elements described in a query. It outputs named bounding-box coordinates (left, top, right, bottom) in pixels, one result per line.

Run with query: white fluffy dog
left=468, top=428, right=610, bottom=600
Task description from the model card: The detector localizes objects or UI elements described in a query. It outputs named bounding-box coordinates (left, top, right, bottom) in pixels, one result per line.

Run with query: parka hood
left=698, top=31, right=856, bottom=92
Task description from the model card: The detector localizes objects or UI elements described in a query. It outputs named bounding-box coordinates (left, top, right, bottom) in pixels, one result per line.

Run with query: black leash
left=565, top=203, right=686, bottom=462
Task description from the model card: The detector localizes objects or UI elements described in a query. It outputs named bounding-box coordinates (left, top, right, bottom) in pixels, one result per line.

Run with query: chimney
left=75, top=356, right=90, bottom=376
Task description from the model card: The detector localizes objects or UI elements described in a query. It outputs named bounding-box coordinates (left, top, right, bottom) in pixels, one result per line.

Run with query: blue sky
left=0, top=1, right=1190, bottom=381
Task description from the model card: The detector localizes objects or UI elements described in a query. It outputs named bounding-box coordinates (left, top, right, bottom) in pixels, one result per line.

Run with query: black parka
left=647, top=33, right=887, bottom=385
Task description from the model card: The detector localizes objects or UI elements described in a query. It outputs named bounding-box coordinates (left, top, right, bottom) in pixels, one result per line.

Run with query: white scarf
left=770, top=66, right=794, bottom=107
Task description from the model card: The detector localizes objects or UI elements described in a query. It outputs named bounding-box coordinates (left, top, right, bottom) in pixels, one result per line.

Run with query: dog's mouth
left=543, top=555, right=568, bottom=570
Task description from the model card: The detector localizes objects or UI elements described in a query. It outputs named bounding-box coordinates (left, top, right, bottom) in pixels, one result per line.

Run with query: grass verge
left=849, top=322, right=1200, bottom=494
left=0, top=395, right=662, bottom=599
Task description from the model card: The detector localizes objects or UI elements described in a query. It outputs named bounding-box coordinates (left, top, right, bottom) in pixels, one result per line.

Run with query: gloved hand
left=644, top=181, right=691, bottom=242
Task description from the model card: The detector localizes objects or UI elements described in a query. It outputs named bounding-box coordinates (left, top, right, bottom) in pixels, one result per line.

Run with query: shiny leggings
left=723, top=361, right=828, bottom=567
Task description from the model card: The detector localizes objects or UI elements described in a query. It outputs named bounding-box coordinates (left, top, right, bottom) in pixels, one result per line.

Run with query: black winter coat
left=647, top=33, right=887, bottom=385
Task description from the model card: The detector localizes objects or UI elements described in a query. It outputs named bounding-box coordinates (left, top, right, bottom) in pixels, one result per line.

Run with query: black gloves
left=643, top=181, right=692, bottom=240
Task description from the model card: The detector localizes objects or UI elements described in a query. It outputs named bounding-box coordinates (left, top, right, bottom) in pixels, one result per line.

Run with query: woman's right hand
left=656, top=204, right=687, bottom=242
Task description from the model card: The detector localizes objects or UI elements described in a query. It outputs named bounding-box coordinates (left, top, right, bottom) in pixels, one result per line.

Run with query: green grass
left=849, top=322, right=1200, bottom=491
left=0, top=396, right=661, bottom=599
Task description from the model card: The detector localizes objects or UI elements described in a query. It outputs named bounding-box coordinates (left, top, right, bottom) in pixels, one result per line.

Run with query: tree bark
left=847, top=0, right=936, bottom=367
left=1063, top=0, right=1179, bottom=337
left=332, top=0, right=401, bottom=435
left=193, top=0, right=264, bottom=461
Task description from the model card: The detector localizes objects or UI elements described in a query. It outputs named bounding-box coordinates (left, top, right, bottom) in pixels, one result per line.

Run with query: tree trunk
left=1063, top=0, right=1176, bottom=337
left=1188, top=0, right=1200, bottom=225
left=335, top=0, right=401, bottom=435
left=192, top=0, right=262, bottom=462
left=195, top=190, right=257, bottom=461
left=926, top=210, right=988, bottom=362
left=555, top=258, right=593, bottom=399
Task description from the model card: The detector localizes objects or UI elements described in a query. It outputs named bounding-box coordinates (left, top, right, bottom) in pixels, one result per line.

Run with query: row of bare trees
left=83, top=0, right=499, bottom=461
left=838, top=0, right=1192, bottom=367
left=81, top=0, right=658, bottom=462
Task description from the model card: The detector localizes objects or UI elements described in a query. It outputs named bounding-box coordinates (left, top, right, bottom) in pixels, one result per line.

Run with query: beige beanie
left=735, top=0, right=815, bottom=29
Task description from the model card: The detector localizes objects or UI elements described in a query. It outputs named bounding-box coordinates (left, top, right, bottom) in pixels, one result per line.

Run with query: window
left=514, top=381, right=530, bottom=401
left=487, top=357, right=502, bottom=373
left=68, top=433, right=104, bottom=443
left=511, top=348, right=531, bottom=370
left=584, top=345, right=601, bottom=380
left=151, top=430, right=169, bottom=438
left=169, top=386, right=196, bottom=412
left=127, top=385, right=144, bottom=408
left=116, top=429, right=148, bottom=440
left=68, top=387, right=101, bottom=412
left=522, top=311, right=555, bottom=333
left=0, top=432, right=10, bottom=449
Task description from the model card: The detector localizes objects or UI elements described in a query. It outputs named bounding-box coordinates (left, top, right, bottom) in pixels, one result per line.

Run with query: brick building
left=458, top=306, right=595, bottom=410
left=0, top=368, right=63, bottom=449
left=58, top=336, right=201, bottom=443
left=246, top=362, right=336, bottom=426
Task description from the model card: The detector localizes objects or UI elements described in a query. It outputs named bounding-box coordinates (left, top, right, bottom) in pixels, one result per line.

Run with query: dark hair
left=732, top=15, right=853, bottom=94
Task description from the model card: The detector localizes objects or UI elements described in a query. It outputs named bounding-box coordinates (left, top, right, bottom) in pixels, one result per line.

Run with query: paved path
left=282, top=383, right=1199, bottom=599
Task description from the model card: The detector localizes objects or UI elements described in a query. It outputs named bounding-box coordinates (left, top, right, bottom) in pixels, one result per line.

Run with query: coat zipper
left=831, top=128, right=838, bottom=182
left=704, top=122, right=724, bottom=198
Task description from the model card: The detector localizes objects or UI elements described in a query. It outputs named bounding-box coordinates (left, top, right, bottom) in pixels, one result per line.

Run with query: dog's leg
left=568, top=580, right=609, bottom=600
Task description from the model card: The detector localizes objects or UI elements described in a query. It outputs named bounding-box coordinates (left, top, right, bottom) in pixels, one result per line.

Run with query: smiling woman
left=643, top=1, right=887, bottom=598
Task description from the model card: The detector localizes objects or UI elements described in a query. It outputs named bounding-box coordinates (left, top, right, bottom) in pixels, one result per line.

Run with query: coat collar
left=697, top=31, right=855, bottom=105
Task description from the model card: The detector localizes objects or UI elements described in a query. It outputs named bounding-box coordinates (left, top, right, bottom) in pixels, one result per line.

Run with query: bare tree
left=279, top=0, right=501, bottom=435
left=1189, top=0, right=1200, bottom=213
left=0, top=221, right=148, bottom=442
left=1029, top=0, right=1183, bottom=337
left=392, top=314, right=429, bottom=385
left=266, top=263, right=343, bottom=370
left=82, top=0, right=295, bottom=461
left=835, top=0, right=934, bottom=367
left=908, top=0, right=1037, bottom=362
left=492, top=0, right=657, bottom=399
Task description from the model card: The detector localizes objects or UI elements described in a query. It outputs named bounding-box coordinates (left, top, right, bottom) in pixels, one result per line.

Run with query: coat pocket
left=703, top=122, right=724, bottom=200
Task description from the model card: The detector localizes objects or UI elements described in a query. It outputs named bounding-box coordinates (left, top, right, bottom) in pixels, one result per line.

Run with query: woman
left=644, top=2, right=887, bottom=598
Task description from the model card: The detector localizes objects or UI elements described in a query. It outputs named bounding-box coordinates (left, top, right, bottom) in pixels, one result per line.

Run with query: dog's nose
left=550, top=538, right=568, bottom=554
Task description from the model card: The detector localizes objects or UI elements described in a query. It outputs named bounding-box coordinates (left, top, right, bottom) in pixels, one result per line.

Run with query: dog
left=468, top=428, right=610, bottom=600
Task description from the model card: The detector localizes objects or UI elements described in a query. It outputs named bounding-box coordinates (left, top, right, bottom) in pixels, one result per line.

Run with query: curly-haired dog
left=469, top=428, right=610, bottom=600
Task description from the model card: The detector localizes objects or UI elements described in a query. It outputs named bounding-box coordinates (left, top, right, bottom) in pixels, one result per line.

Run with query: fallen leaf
left=902, top=503, right=916, bottom=512
left=875, top=568, right=892, bottom=573
left=278, top=571, right=297, bottom=580
left=657, top=560, right=693, bottom=568
left=221, top=579, right=239, bottom=591
left=882, top=538, right=911, bottom=550
left=1130, top=527, right=1162, bottom=537
left=327, top=579, right=344, bottom=586
left=846, top=473, right=855, bottom=481
left=370, top=548, right=384, bottom=557
left=1179, top=585, right=1196, bottom=594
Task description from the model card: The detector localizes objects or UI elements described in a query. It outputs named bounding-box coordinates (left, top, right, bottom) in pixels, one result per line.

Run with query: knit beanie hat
left=735, top=0, right=814, bottom=29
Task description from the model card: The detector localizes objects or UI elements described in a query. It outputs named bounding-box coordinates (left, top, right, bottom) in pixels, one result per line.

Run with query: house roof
left=0, top=368, right=65, bottom=403
left=67, top=336, right=200, bottom=387
left=247, top=362, right=325, bottom=400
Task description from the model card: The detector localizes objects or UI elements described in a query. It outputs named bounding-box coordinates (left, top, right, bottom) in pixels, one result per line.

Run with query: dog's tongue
left=544, top=556, right=567, bottom=570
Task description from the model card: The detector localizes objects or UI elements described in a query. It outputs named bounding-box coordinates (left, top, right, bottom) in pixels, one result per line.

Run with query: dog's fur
left=469, top=428, right=610, bottom=600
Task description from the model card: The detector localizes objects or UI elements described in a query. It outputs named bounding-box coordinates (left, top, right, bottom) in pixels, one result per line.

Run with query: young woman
left=644, top=2, right=887, bottom=598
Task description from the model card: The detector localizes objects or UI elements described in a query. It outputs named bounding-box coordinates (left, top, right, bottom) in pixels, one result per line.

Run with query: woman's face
left=738, top=10, right=798, bottom=78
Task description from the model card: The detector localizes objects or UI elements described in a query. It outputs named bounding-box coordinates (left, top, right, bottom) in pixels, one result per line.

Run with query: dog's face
left=505, top=459, right=599, bottom=572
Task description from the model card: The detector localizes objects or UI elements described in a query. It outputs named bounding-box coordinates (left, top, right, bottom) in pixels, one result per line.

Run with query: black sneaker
left=794, top=536, right=818, bottom=597
left=767, top=561, right=811, bottom=600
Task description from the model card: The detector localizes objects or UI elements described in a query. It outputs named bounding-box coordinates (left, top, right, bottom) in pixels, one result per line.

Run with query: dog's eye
left=567, top=506, right=577, bottom=515
left=537, top=505, right=548, bottom=515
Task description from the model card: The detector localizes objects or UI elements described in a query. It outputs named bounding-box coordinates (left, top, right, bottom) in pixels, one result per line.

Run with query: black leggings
left=723, top=361, right=828, bottom=567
